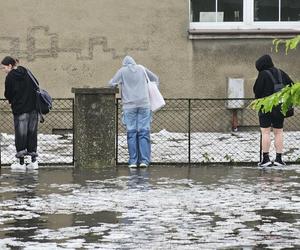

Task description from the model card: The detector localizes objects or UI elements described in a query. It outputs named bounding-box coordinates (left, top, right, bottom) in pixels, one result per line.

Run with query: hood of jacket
left=122, top=56, right=137, bottom=72
left=255, top=54, right=274, bottom=72
left=7, top=66, right=27, bottom=81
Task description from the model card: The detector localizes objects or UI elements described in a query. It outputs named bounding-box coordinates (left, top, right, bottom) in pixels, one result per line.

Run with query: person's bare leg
left=273, top=128, right=285, bottom=165
left=259, top=127, right=272, bottom=166
left=261, top=127, right=271, bottom=153
left=273, top=128, right=283, bottom=153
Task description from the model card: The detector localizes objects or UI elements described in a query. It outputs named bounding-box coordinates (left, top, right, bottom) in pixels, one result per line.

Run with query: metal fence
left=1, top=98, right=299, bottom=166
left=116, top=98, right=300, bottom=165
left=0, top=99, right=74, bottom=166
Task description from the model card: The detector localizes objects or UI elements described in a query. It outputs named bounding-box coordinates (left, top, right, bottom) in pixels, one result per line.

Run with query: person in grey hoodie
left=109, top=56, right=159, bottom=168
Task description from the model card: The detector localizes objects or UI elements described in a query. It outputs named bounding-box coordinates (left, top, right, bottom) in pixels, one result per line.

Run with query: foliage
left=251, top=35, right=300, bottom=114
left=273, top=35, right=300, bottom=54
left=251, top=83, right=300, bottom=114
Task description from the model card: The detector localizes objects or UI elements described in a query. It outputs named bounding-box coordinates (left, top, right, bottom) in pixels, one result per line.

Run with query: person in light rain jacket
left=253, top=54, right=293, bottom=167
left=109, top=56, right=159, bottom=168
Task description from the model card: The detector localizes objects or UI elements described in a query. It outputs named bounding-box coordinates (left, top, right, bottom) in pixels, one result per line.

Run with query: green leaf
left=272, top=35, right=300, bottom=54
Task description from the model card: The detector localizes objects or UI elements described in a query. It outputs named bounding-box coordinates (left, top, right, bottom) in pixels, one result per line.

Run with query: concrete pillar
left=72, top=87, right=118, bottom=168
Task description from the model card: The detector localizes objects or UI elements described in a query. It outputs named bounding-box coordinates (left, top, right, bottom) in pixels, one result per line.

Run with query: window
left=191, top=0, right=243, bottom=22
left=254, top=0, right=300, bottom=21
left=189, top=0, right=300, bottom=31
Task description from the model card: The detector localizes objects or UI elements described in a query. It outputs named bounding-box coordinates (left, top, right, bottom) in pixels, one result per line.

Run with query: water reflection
left=0, top=165, right=299, bottom=249
left=127, top=168, right=150, bottom=190
left=2, top=169, right=41, bottom=242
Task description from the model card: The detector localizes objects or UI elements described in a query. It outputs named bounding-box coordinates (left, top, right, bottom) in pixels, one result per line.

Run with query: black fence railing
left=1, top=98, right=298, bottom=166
left=0, top=99, right=74, bottom=166
left=116, top=98, right=300, bottom=165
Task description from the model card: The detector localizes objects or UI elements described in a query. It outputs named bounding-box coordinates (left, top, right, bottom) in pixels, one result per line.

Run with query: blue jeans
left=123, top=107, right=151, bottom=165
left=13, top=110, right=38, bottom=159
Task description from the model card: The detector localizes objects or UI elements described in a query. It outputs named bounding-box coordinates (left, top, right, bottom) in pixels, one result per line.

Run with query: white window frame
left=189, top=0, right=300, bottom=31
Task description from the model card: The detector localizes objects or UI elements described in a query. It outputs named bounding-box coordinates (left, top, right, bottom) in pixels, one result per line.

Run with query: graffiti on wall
left=0, top=26, right=149, bottom=62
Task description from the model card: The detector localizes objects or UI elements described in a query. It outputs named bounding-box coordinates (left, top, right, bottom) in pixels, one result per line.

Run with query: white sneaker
left=139, top=163, right=148, bottom=168
left=128, top=164, right=137, bottom=168
left=27, top=161, right=39, bottom=169
left=11, top=162, right=26, bottom=170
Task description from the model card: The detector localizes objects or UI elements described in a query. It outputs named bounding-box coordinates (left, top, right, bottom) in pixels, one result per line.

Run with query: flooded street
left=0, top=165, right=300, bottom=249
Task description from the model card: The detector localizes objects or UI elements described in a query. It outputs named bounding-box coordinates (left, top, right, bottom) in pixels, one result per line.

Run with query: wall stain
left=0, top=26, right=149, bottom=62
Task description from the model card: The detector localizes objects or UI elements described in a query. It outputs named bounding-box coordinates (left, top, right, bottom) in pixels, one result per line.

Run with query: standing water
left=0, top=165, right=300, bottom=249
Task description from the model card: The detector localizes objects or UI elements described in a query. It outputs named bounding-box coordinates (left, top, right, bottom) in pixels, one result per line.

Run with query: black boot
left=274, top=153, right=286, bottom=166
left=258, top=152, right=272, bottom=167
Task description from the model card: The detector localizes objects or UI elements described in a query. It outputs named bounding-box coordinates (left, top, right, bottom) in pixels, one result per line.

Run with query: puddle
left=0, top=165, right=299, bottom=249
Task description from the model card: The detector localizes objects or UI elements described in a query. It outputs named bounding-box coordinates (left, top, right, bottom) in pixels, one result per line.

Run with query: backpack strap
left=27, top=68, right=44, bottom=123
left=27, top=69, right=40, bottom=90
left=265, top=68, right=284, bottom=93
left=276, top=68, right=283, bottom=85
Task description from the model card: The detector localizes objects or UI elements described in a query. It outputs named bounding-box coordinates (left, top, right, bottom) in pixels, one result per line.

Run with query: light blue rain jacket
left=109, top=56, right=159, bottom=109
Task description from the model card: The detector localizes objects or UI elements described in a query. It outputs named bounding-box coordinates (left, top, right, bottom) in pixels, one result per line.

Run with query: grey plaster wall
left=0, top=0, right=299, bottom=99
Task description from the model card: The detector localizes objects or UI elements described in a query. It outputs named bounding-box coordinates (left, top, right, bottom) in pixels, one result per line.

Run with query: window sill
left=188, top=29, right=300, bottom=40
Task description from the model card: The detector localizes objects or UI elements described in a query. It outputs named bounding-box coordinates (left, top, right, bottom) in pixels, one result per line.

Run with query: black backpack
left=27, top=69, right=52, bottom=123
left=265, top=68, right=294, bottom=118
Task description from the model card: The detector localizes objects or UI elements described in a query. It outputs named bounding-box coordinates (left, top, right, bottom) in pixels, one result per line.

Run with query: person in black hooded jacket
left=253, top=54, right=293, bottom=167
left=1, top=56, right=39, bottom=170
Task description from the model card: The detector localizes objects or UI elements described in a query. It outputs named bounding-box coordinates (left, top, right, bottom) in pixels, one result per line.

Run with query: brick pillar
left=72, top=88, right=118, bottom=168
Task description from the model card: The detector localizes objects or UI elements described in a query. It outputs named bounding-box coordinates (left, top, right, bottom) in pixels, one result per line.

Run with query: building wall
left=0, top=0, right=299, bottom=99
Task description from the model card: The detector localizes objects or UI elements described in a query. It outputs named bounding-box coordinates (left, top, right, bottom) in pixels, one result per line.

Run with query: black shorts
left=258, top=109, right=284, bottom=129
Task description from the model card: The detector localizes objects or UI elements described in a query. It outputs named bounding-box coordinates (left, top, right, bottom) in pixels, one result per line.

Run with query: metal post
left=115, top=99, right=119, bottom=165
left=72, top=98, right=75, bottom=165
left=232, top=109, right=238, bottom=132
left=0, top=133, right=2, bottom=167
left=188, top=99, right=191, bottom=164
left=259, top=132, right=262, bottom=163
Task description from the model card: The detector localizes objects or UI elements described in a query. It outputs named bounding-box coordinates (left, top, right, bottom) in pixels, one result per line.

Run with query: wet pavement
left=0, top=165, right=300, bottom=249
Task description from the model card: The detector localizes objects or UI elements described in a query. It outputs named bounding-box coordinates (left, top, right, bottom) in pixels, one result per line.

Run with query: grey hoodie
left=109, top=56, right=159, bottom=109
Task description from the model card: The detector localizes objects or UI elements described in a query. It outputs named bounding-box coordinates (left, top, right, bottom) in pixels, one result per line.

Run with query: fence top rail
left=0, top=97, right=256, bottom=101
left=0, top=98, right=74, bottom=101
left=0, top=98, right=255, bottom=101
left=116, top=98, right=255, bottom=101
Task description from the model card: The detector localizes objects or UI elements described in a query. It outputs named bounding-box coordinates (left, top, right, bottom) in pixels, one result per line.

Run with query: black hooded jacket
left=253, top=54, right=293, bottom=99
left=4, top=66, right=38, bottom=115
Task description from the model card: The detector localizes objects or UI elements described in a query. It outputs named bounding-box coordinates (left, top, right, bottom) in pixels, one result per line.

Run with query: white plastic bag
left=148, top=80, right=165, bottom=112
left=141, top=66, right=165, bottom=112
